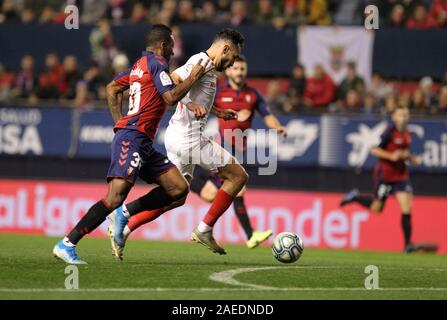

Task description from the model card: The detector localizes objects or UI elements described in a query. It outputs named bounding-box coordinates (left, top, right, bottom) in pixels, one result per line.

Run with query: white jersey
left=164, top=52, right=235, bottom=177
left=168, top=52, right=217, bottom=137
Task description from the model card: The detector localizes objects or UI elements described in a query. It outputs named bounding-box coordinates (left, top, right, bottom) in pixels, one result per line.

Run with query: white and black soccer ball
left=272, top=232, right=304, bottom=263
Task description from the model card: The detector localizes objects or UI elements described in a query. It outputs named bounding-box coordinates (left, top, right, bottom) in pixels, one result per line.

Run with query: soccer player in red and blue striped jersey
left=53, top=24, right=210, bottom=264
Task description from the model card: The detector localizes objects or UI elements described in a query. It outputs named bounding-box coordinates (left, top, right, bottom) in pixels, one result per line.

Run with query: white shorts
left=164, top=126, right=234, bottom=178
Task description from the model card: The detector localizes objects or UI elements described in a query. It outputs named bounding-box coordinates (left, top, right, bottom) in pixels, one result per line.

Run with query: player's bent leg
left=54, top=178, right=132, bottom=264
left=192, top=161, right=248, bottom=255
left=155, top=166, right=190, bottom=201
left=199, top=180, right=219, bottom=203
left=218, top=162, right=249, bottom=197
left=396, top=191, right=414, bottom=252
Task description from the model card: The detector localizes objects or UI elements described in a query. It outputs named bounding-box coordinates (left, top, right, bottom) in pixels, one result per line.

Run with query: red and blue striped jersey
left=375, top=124, right=412, bottom=182
left=113, top=51, right=175, bottom=141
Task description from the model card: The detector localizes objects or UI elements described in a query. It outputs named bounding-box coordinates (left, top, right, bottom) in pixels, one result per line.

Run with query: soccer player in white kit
left=109, top=29, right=246, bottom=258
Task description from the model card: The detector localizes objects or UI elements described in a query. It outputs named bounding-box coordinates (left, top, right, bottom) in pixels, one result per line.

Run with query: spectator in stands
left=303, top=64, right=336, bottom=108
left=383, top=93, right=398, bottom=115
left=59, top=55, right=81, bottom=100
left=152, top=0, right=176, bottom=25
left=286, top=63, right=306, bottom=109
left=253, top=0, right=277, bottom=25
left=337, top=61, right=365, bottom=102
left=408, top=88, right=427, bottom=113
left=430, top=0, right=447, bottom=28
left=0, top=0, right=19, bottom=23
left=230, top=0, right=248, bottom=26
left=388, top=4, right=406, bottom=28
left=368, top=73, right=391, bottom=105
left=265, top=79, right=288, bottom=113
left=406, top=4, right=435, bottom=29
left=344, top=89, right=362, bottom=111
left=0, top=64, right=14, bottom=101
left=197, top=1, right=219, bottom=23
left=363, top=91, right=378, bottom=114
left=172, top=0, right=196, bottom=24
left=297, top=0, right=332, bottom=25
left=36, top=52, right=64, bottom=100
left=130, top=2, right=149, bottom=24
left=74, top=63, right=105, bottom=108
left=216, top=0, right=231, bottom=23
left=81, top=0, right=109, bottom=24
left=419, top=76, right=437, bottom=110
left=20, top=7, right=35, bottom=24
left=437, top=86, right=447, bottom=113
left=272, top=0, right=300, bottom=29
left=12, top=54, right=36, bottom=99
left=89, top=18, right=117, bottom=70
left=39, top=5, right=56, bottom=24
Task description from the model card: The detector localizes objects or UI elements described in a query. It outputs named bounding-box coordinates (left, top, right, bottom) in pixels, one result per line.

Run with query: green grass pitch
left=0, top=233, right=446, bottom=300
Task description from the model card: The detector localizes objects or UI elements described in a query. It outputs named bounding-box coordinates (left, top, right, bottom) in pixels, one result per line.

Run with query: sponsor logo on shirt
left=131, top=66, right=144, bottom=78
left=160, top=71, right=173, bottom=86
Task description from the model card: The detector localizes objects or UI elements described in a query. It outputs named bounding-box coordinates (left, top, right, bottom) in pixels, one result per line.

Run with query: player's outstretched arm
left=371, top=147, right=401, bottom=162
left=263, top=114, right=288, bottom=137
left=106, top=80, right=126, bottom=123
left=161, top=58, right=210, bottom=106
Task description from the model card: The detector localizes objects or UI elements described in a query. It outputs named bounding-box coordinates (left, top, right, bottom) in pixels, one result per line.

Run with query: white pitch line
left=209, top=266, right=350, bottom=290
left=1, top=287, right=447, bottom=293
left=208, top=266, right=447, bottom=292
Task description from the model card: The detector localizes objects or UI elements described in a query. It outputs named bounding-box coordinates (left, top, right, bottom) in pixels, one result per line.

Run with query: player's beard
left=230, top=75, right=245, bottom=87
left=216, top=58, right=233, bottom=72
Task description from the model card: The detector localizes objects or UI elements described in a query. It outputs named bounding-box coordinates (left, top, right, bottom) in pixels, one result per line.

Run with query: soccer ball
left=272, top=232, right=304, bottom=263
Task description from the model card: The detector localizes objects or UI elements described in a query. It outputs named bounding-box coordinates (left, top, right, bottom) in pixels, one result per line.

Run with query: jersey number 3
left=128, top=82, right=141, bottom=115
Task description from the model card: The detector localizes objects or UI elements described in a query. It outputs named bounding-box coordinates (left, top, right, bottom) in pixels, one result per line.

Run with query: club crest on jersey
left=160, top=71, right=173, bottom=86
left=131, top=66, right=144, bottom=78
left=245, top=95, right=251, bottom=103
left=186, top=64, right=193, bottom=73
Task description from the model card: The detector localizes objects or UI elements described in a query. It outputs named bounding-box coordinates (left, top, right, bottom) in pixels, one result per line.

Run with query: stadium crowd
left=0, top=0, right=446, bottom=28
left=0, top=0, right=446, bottom=115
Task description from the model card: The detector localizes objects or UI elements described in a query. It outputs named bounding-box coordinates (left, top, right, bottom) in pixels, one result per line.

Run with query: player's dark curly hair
left=213, top=29, right=245, bottom=48
left=147, top=24, right=173, bottom=47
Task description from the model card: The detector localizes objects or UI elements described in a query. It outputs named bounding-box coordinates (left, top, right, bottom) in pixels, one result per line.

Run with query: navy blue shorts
left=374, top=180, right=413, bottom=202
left=107, top=129, right=175, bottom=185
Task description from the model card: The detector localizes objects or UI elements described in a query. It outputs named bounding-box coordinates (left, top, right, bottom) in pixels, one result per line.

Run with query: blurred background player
left=340, top=105, right=421, bottom=253
left=52, top=24, right=209, bottom=264
left=109, top=29, right=246, bottom=259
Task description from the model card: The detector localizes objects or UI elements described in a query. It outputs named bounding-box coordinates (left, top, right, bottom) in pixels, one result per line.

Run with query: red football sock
left=203, top=189, right=234, bottom=227
left=127, top=208, right=164, bottom=231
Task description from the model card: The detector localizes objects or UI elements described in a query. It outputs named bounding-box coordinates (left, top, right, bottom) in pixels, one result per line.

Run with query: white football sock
left=198, top=221, right=212, bottom=233
left=63, top=237, right=75, bottom=247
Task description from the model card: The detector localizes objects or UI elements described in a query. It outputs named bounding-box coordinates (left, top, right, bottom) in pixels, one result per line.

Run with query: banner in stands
left=297, top=27, right=374, bottom=84
left=0, top=107, right=71, bottom=156
left=0, top=179, right=446, bottom=254
left=77, top=110, right=114, bottom=157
